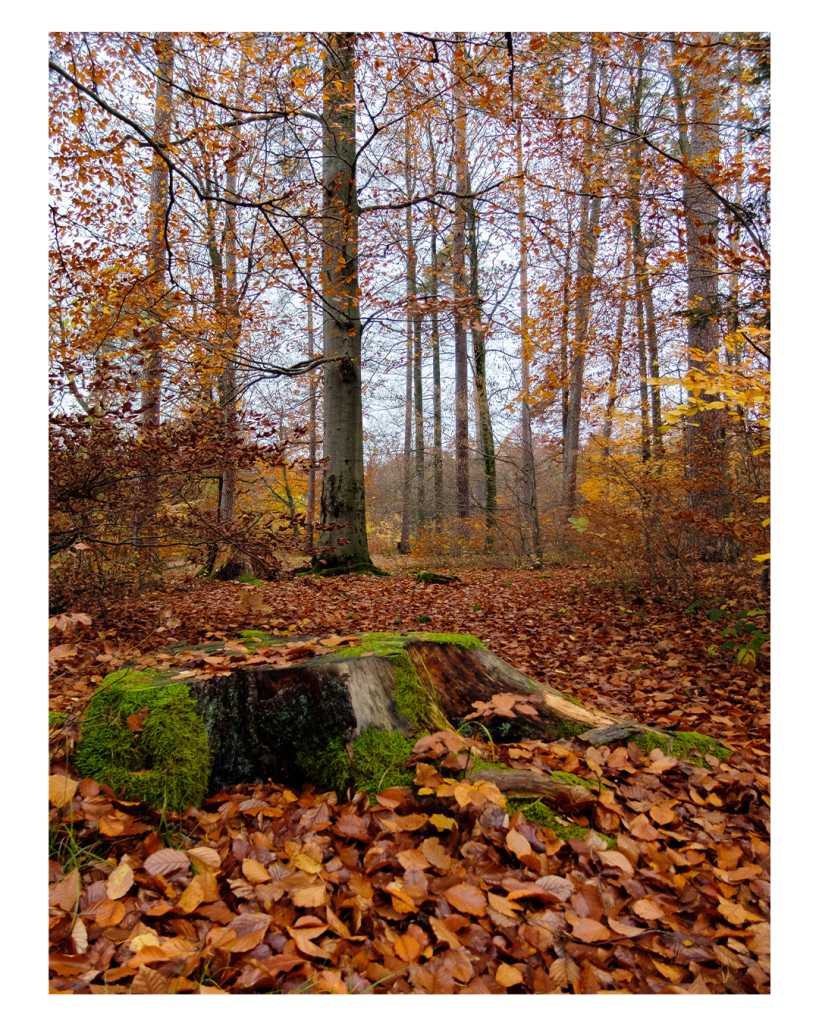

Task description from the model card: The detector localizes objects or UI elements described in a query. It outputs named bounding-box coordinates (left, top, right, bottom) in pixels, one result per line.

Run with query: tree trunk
left=465, top=167, right=496, bottom=551
left=133, top=33, right=174, bottom=559
left=405, top=125, right=426, bottom=531
left=399, top=314, right=413, bottom=555
left=452, top=35, right=470, bottom=527
left=426, top=124, right=445, bottom=528
left=305, top=239, right=319, bottom=551
left=212, top=55, right=251, bottom=581
left=602, top=233, right=630, bottom=458
left=317, top=33, right=376, bottom=573
left=515, top=108, right=541, bottom=561
left=76, top=633, right=730, bottom=814
left=561, top=45, right=602, bottom=532
left=672, top=35, right=730, bottom=558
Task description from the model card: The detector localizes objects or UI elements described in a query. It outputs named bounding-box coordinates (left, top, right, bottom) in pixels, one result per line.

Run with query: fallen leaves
left=48, top=566, right=770, bottom=994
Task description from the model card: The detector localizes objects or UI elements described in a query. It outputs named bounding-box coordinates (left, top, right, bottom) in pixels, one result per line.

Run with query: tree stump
left=74, top=631, right=730, bottom=812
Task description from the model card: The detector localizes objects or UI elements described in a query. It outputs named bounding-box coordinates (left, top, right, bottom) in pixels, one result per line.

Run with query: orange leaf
left=445, top=883, right=487, bottom=916
left=496, top=963, right=523, bottom=987
left=394, top=932, right=422, bottom=963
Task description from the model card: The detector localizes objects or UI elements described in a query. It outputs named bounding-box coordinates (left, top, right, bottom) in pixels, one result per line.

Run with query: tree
left=132, top=32, right=174, bottom=560
left=316, top=33, right=378, bottom=573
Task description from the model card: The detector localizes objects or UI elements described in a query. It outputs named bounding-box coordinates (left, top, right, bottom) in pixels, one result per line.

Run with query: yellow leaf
left=429, top=813, right=456, bottom=831
left=292, top=852, right=323, bottom=874
left=496, top=963, right=523, bottom=987
left=49, top=775, right=78, bottom=808
left=175, top=876, right=205, bottom=913
left=242, top=859, right=271, bottom=885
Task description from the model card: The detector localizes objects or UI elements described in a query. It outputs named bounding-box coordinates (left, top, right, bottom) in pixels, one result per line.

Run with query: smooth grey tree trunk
left=560, top=46, right=602, bottom=533
left=452, top=35, right=470, bottom=526
left=317, top=34, right=376, bottom=572
left=515, top=109, right=541, bottom=560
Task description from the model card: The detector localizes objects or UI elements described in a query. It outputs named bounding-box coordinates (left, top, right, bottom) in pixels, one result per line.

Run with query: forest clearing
left=48, top=31, right=770, bottom=995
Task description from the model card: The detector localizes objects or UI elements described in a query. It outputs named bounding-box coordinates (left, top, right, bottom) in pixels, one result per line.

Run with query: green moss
left=551, top=770, right=610, bottom=792
left=352, top=726, right=415, bottom=801
left=75, top=675, right=211, bottom=812
left=295, top=737, right=354, bottom=794
left=507, top=797, right=616, bottom=848
left=556, top=718, right=589, bottom=739
left=566, top=694, right=583, bottom=707
left=238, top=629, right=271, bottom=641
left=633, top=729, right=731, bottom=764
left=416, top=571, right=461, bottom=585
left=49, top=712, right=67, bottom=728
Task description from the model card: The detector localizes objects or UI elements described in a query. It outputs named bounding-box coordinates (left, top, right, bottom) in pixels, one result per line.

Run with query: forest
left=48, top=32, right=770, bottom=995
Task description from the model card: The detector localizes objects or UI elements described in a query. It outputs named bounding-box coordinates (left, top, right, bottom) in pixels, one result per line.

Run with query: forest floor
left=48, top=562, right=770, bottom=994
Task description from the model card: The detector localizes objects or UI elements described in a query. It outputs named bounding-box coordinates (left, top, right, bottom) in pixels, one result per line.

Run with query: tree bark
left=465, top=166, right=496, bottom=551
left=602, top=233, right=630, bottom=457
left=212, top=53, right=250, bottom=581
left=515, top=108, right=541, bottom=561
left=452, top=35, right=470, bottom=526
left=672, top=35, right=730, bottom=558
left=425, top=124, right=445, bottom=528
left=560, top=45, right=602, bottom=532
left=405, top=125, right=426, bottom=531
left=133, top=33, right=174, bottom=559
left=317, top=33, right=376, bottom=572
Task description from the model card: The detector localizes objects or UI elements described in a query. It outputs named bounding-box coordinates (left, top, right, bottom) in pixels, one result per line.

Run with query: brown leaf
left=188, top=846, right=221, bottom=872
left=571, top=917, right=611, bottom=943
left=95, top=898, right=126, bottom=928
left=745, top=922, right=770, bottom=955
left=131, top=965, right=169, bottom=994
left=629, top=814, right=660, bottom=840
left=549, top=957, right=580, bottom=988
left=445, top=883, right=487, bottom=916
left=49, top=869, right=80, bottom=912
left=506, top=827, right=532, bottom=860
left=105, top=862, right=134, bottom=900
left=126, top=707, right=150, bottom=732
left=143, top=848, right=190, bottom=878
left=597, top=849, right=634, bottom=876
left=631, top=898, right=667, bottom=921
left=535, top=875, right=573, bottom=902
left=293, top=883, right=328, bottom=908
left=430, top=916, right=462, bottom=950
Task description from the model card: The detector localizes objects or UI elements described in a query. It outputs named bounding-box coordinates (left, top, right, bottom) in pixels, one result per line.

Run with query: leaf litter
left=48, top=565, right=770, bottom=993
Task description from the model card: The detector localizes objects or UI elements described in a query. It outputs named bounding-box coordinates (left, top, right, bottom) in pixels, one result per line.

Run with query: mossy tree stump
left=74, top=632, right=730, bottom=812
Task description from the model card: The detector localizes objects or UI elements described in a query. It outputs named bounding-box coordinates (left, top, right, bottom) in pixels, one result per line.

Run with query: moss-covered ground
left=633, top=729, right=731, bottom=764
